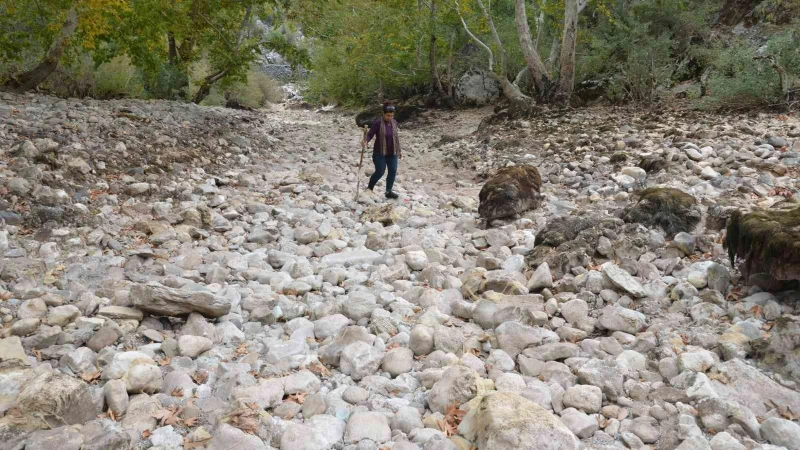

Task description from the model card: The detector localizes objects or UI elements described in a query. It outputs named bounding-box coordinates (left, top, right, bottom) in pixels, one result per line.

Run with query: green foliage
left=222, top=69, right=284, bottom=108
left=196, top=64, right=282, bottom=108
left=702, top=26, right=799, bottom=108
left=143, top=63, right=189, bottom=101
left=578, top=0, right=718, bottom=103
left=93, top=55, right=146, bottom=99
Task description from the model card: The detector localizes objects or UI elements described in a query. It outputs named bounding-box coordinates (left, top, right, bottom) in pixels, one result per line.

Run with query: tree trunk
left=3, top=8, right=79, bottom=93
left=754, top=55, right=791, bottom=100
left=428, top=0, right=452, bottom=106
left=515, top=0, right=553, bottom=100
left=455, top=0, right=527, bottom=102
left=168, top=34, right=178, bottom=65
left=416, top=0, right=423, bottom=67
left=191, top=5, right=252, bottom=104
left=553, top=0, right=578, bottom=104
left=546, top=35, right=560, bottom=72
left=193, top=69, right=228, bottom=104
left=491, top=72, right=528, bottom=101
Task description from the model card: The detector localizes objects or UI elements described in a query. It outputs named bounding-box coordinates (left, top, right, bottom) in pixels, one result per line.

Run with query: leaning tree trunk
left=192, top=69, right=228, bottom=104
left=455, top=0, right=527, bottom=102
left=553, top=0, right=578, bottom=105
left=515, top=0, right=554, bottom=101
left=3, top=8, right=79, bottom=93
left=191, top=5, right=252, bottom=104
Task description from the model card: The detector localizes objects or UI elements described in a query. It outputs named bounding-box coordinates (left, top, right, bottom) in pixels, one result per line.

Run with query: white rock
left=528, top=263, right=553, bottom=291
left=406, top=250, right=429, bottom=271
left=761, top=418, right=800, bottom=450
left=344, top=411, right=391, bottom=444
left=602, top=263, right=646, bottom=298
left=562, top=385, right=602, bottom=413
left=178, top=335, right=213, bottom=358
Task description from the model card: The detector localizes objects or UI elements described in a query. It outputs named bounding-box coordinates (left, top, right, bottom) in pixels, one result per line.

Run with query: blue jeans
left=368, top=153, right=398, bottom=193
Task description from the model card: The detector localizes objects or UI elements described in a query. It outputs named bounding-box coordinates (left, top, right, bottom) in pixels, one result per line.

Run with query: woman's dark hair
left=383, top=101, right=396, bottom=112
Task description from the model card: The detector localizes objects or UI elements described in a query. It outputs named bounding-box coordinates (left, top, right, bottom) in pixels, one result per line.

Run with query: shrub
left=578, top=0, right=717, bottom=103
left=143, top=63, right=189, bottom=100
left=93, top=55, right=145, bottom=99
left=702, top=26, right=798, bottom=109
left=194, top=66, right=282, bottom=109
left=42, top=54, right=96, bottom=98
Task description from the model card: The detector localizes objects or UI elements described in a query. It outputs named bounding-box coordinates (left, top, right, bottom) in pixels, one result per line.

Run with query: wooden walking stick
left=354, top=124, right=369, bottom=202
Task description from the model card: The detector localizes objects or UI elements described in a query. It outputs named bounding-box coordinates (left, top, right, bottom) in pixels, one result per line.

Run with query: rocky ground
left=1, top=91, right=799, bottom=450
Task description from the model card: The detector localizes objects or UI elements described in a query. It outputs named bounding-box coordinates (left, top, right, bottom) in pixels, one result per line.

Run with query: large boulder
left=460, top=392, right=579, bottom=450
left=478, top=166, right=543, bottom=222
left=725, top=204, right=800, bottom=282
left=623, top=187, right=701, bottom=238
left=528, top=213, right=624, bottom=279
left=12, top=371, right=97, bottom=429
left=455, top=71, right=501, bottom=106
left=710, top=359, right=800, bottom=416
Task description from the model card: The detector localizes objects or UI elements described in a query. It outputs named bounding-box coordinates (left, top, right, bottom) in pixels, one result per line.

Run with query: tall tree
left=455, top=0, right=528, bottom=101
left=1, top=0, right=127, bottom=92
left=515, top=0, right=585, bottom=103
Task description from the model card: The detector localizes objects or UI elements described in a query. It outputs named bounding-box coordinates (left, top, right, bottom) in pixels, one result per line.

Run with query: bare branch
left=754, top=55, right=791, bottom=99
left=454, top=0, right=494, bottom=72
left=475, top=0, right=507, bottom=74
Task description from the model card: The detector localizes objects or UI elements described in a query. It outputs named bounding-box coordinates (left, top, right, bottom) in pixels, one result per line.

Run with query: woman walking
left=362, top=102, right=401, bottom=199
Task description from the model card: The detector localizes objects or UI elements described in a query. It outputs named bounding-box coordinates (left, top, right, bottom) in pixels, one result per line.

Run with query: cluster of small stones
left=0, top=93, right=799, bottom=450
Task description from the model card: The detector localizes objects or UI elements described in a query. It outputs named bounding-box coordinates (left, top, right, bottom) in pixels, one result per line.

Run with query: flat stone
left=602, top=263, right=646, bottom=298
left=98, top=306, right=144, bottom=321
left=131, top=282, right=231, bottom=318
left=598, top=305, right=646, bottom=334
left=562, top=385, right=602, bottom=413
left=0, top=336, right=29, bottom=365
left=25, top=426, right=85, bottom=450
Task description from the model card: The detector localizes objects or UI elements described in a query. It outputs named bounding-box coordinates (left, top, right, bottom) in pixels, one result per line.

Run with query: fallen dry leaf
left=158, top=357, right=172, bottom=366
left=192, top=370, right=209, bottom=385
left=184, top=417, right=199, bottom=427
left=286, top=392, right=308, bottom=405
left=171, top=387, right=184, bottom=397
left=235, top=342, right=248, bottom=356
left=152, top=405, right=183, bottom=427
left=183, top=436, right=210, bottom=449
left=33, top=349, right=42, bottom=361
left=229, top=407, right=260, bottom=434
left=81, top=370, right=102, bottom=383
left=107, top=409, right=117, bottom=422
left=142, top=429, right=152, bottom=440
left=308, top=360, right=331, bottom=377
left=441, top=403, right=466, bottom=437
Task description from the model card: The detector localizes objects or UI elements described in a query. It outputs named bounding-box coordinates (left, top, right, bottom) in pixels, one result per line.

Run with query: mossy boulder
left=638, top=156, right=668, bottom=174
left=528, top=213, right=624, bottom=279
left=478, top=165, right=543, bottom=222
left=623, top=187, right=701, bottom=238
left=725, top=202, right=800, bottom=281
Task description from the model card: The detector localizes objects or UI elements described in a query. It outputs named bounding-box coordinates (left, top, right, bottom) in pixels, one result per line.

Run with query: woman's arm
left=364, top=119, right=379, bottom=144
